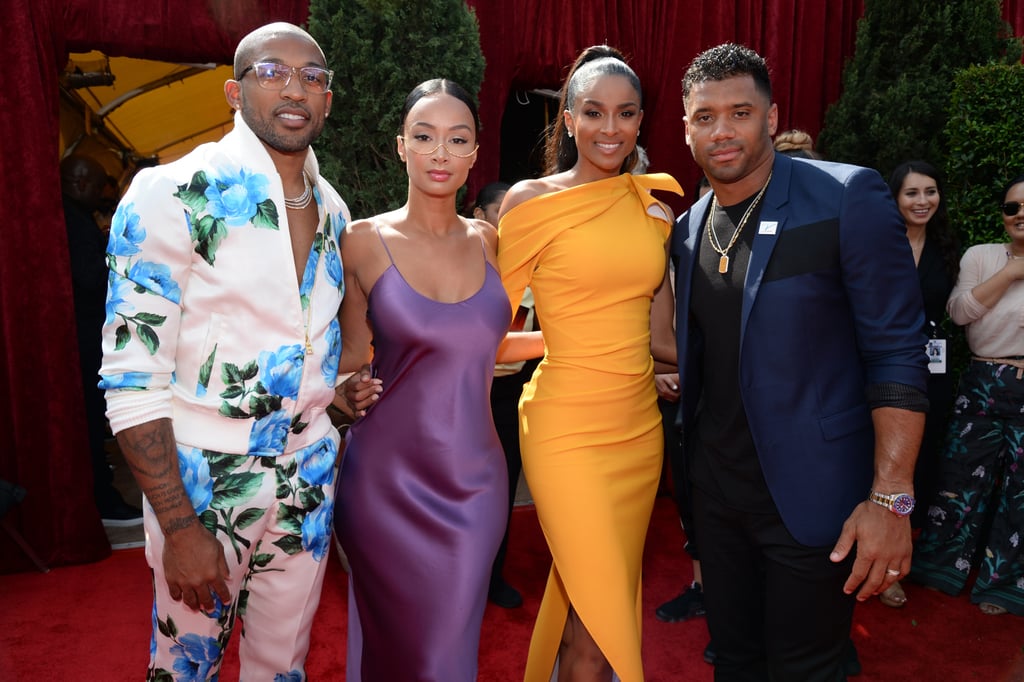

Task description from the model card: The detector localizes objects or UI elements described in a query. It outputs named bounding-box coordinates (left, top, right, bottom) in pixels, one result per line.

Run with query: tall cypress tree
left=307, top=0, right=486, bottom=218
left=818, top=0, right=1020, bottom=174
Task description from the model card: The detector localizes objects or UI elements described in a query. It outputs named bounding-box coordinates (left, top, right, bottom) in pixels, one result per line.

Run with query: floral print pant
left=144, top=432, right=338, bottom=681
left=910, top=359, right=1024, bottom=615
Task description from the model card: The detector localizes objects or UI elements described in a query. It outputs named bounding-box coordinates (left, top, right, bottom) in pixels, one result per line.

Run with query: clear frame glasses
left=238, top=62, right=333, bottom=94
left=400, top=135, right=479, bottom=158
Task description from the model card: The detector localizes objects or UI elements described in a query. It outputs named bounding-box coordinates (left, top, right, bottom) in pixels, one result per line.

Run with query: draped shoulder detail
left=497, top=173, right=682, bottom=315
left=628, top=172, right=685, bottom=224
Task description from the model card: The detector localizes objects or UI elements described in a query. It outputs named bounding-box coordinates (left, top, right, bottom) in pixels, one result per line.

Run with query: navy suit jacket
left=671, top=153, right=929, bottom=546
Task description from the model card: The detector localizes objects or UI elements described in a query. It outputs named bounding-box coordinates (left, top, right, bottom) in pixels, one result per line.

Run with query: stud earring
left=567, top=131, right=574, bottom=138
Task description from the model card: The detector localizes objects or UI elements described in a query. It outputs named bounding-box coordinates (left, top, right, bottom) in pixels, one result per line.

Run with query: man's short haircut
left=682, top=43, right=772, bottom=103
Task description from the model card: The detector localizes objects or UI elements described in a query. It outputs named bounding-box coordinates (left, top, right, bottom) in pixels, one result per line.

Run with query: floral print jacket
left=100, top=113, right=349, bottom=456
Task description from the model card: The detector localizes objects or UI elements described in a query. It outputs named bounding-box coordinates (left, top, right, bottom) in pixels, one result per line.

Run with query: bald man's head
left=60, top=154, right=108, bottom=210
left=233, top=22, right=327, bottom=78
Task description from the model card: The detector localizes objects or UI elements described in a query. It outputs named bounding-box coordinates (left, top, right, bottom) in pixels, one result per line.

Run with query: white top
left=947, top=243, right=1024, bottom=358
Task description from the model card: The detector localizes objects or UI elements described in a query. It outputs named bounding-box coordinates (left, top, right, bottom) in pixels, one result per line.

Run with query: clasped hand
left=336, top=364, right=383, bottom=419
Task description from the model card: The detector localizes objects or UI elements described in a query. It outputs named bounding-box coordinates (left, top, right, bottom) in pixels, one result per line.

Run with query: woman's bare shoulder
left=500, top=176, right=567, bottom=217
left=342, top=210, right=403, bottom=241
left=340, top=211, right=404, bottom=264
left=467, top=217, right=498, bottom=254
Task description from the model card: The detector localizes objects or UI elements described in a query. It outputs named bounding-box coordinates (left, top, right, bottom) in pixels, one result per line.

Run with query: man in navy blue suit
left=670, top=43, right=929, bottom=680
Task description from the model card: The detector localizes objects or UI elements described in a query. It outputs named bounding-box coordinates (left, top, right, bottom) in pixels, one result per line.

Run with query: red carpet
left=1, top=497, right=1022, bottom=680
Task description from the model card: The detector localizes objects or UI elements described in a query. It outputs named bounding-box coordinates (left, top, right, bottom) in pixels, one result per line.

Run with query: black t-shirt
left=689, top=194, right=775, bottom=512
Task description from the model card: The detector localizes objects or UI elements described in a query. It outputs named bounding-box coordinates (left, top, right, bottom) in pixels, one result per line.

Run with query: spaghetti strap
left=374, top=224, right=396, bottom=265
left=468, top=224, right=490, bottom=266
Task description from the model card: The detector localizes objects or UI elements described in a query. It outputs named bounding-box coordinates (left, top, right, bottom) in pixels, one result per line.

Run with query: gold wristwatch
left=868, top=489, right=915, bottom=517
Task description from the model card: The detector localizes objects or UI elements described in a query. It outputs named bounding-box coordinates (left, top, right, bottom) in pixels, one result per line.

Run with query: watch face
left=892, top=494, right=915, bottom=516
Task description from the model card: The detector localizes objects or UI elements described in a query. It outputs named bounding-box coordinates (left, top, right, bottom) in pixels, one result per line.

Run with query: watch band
left=868, top=489, right=915, bottom=517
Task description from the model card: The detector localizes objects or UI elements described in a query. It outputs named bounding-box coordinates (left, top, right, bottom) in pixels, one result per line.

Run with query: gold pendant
left=718, top=255, right=729, bottom=274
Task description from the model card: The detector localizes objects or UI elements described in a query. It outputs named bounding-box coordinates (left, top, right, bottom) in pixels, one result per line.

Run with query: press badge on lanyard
left=926, top=339, right=946, bottom=374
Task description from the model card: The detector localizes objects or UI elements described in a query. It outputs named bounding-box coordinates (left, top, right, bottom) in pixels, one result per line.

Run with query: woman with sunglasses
left=909, top=173, right=1024, bottom=617
left=333, top=78, right=541, bottom=680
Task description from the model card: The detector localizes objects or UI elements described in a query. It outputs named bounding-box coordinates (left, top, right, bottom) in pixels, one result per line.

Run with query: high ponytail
left=543, top=45, right=641, bottom=175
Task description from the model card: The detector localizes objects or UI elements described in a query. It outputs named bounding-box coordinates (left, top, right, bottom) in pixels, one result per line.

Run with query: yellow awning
left=63, top=51, right=236, bottom=164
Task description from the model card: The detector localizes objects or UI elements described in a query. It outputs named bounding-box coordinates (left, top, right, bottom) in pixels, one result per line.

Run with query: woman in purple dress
left=333, top=79, right=541, bottom=681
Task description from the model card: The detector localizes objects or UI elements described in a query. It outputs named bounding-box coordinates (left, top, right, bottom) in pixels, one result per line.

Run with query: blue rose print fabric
left=146, top=438, right=338, bottom=681
left=99, top=114, right=351, bottom=680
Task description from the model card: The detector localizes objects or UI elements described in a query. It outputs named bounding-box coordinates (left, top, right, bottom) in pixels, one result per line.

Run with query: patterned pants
left=910, top=359, right=1024, bottom=615
left=144, top=432, right=338, bottom=681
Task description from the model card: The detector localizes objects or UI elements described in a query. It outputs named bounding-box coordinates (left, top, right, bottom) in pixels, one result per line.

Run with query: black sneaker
left=655, top=582, right=706, bottom=622
left=488, top=579, right=523, bottom=609
left=99, top=499, right=144, bottom=527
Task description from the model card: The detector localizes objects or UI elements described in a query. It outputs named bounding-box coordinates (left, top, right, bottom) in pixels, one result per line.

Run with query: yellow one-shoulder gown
left=498, top=173, right=683, bottom=682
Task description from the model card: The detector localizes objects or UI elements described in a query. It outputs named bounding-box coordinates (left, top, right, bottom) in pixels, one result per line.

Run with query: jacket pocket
left=819, top=404, right=871, bottom=442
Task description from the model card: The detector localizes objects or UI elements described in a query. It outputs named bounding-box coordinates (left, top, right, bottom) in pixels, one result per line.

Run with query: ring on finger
left=886, top=568, right=901, bottom=576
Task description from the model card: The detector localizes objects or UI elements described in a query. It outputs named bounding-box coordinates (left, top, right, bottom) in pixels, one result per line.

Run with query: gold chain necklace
left=284, top=172, right=313, bottom=210
left=705, top=171, right=773, bottom=274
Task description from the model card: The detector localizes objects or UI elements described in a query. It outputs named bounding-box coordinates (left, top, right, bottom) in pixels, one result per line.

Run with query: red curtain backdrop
left=1, top=0, right=1023, bottom=572
left=465, top=0, right=868, bottom=207
left=0, top=0, right=310, bottom=573
left=466, top=0, right=1024, bottom=204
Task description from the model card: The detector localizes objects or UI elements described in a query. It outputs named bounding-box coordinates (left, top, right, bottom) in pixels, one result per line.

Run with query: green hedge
left=819, top=0, right=1019, bottom=173
left=307, top=0, right=485, bottom=219
left=944, top=63, right=1024, bottom=249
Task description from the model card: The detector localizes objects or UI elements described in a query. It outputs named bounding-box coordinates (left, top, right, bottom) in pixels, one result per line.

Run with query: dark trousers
left=76, top=313, right=118, bottom=510
left=660, top=398, right=698, bottom=559
left=911, top=369, right=956, bottom=528
left=488, top=361, right=537, bottom=588
left=693, top=486, right=854, bottom=682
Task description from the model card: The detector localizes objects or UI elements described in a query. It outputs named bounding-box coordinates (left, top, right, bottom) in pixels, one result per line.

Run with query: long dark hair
left=888, top=160, right=960, bottom=281
left=544, top=45, right=641, bottom=176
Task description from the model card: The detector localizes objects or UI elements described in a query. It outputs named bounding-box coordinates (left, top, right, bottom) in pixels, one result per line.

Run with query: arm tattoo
left=162, top=514, right=197, bottom=536
left=121, top=425, right=177, bottom=479
left=117, top=420, right=196, bottom=528
left=146, top=482, right=188, bottom=515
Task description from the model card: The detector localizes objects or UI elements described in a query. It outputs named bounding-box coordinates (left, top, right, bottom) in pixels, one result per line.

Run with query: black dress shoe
left=99, top=499, right=143, bottom=527
left=488, top=579, right=523, bottom=609
left=655, top=582, right=707, bottom=622
left=703, top=642, right=716, bottom=665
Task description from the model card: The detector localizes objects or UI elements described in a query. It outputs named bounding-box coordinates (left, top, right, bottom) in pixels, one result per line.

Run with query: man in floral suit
left=99, top=23, right=348, bottom=680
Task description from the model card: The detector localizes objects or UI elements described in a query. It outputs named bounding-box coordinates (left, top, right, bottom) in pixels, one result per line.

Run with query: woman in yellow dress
left=497, top=46, right=682, bottom=682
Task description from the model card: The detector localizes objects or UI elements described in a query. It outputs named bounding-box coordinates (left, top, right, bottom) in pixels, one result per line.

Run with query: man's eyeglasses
left=400, top=135, right=479, bottom=158
left=238, top=62, right=333, bottom=94
left=1001, top=201, right=1024, bottom=216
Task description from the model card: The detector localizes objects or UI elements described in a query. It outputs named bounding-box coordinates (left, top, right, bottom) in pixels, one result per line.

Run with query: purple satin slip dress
left=335, top=230, right=510, bottom=681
